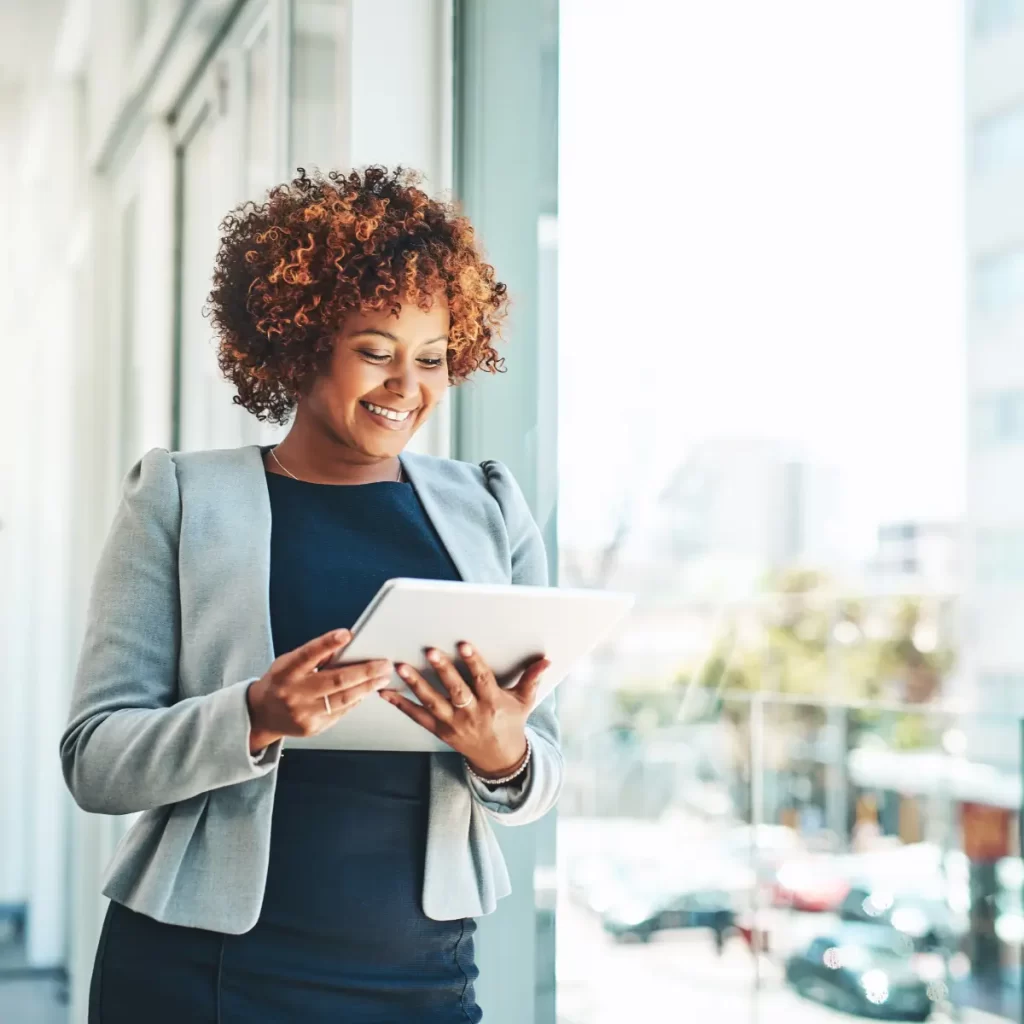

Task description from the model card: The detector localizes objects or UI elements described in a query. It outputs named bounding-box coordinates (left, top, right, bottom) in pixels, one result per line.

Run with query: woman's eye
left=420, top=358, right=446, bottom=368
left=360, top=351, right=390, bottom=363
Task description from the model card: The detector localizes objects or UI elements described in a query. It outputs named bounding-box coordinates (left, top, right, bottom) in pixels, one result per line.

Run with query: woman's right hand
left=245, top=629, right=392, bottom=753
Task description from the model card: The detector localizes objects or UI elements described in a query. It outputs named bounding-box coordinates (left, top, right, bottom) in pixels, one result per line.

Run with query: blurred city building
left=960, top=0, right=1024, bottom=774
left=865, top=521, right=961, bottom=596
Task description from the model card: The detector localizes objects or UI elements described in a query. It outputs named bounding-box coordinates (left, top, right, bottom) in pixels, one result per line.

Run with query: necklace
left=269, top=447, right=403, bottom=484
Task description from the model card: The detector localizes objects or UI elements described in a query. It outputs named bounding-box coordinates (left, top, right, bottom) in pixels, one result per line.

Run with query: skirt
left=89, top=750, right=483, bottom=1023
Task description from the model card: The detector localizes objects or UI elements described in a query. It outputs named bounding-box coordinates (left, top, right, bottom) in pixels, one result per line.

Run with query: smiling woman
left=62, top=164, right=563, bottom=1023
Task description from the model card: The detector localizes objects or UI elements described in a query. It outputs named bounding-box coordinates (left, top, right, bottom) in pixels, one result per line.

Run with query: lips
left=360, top=395, right=415, bottom=419
left=359, top=401, right=418, bottom=429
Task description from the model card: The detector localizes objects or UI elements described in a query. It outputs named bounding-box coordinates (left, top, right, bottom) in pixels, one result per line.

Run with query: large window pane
left=290, top=1, right=346, bottom=173
left=556, top=2, right=977, bottom=1021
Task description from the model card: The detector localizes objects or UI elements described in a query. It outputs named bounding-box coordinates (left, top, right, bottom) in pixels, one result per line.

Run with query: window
left=290, top=1, right=346, bottom=173
left=974, top=248, right=1024, bottom=314
left=973, top=392, right=1024, bottom=445
left=978, top=671, right=1024, bottom=709
left=974, top=0, right=1024, bottom=38
left=976, top=529, right=1024, bottom=581
left=974, top=105, right=1024, bottom=175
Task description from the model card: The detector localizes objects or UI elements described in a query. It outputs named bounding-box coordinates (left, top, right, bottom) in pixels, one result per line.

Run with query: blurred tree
left=606, top=567, right=956, bottom=743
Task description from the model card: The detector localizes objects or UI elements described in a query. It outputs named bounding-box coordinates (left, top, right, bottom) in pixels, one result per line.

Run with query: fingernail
left=334, top=629, right=350, bottom=642
left=427, top=649, right=442, bottom=664
left=460, top=643, right=474, bottom=657
left=397, top=665, right=413, bottom=679
left=374, top=679, right=390, bottom=691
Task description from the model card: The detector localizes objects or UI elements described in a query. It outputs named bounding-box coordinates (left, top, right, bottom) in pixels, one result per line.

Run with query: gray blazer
left=60, top=445, right=563, bottom=934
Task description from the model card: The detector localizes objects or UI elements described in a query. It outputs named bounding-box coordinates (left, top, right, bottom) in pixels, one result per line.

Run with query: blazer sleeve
left=462, top=459, right=564, bottom=826
left=60, top=448, right=281, bottom=816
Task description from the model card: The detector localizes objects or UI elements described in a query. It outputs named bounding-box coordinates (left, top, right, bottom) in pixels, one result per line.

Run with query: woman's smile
left=359, top=400, right=419, bottom=430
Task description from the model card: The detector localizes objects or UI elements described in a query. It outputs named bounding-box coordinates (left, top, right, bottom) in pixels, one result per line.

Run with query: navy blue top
left=239, top=470, right=478, bottom=1021
left=265, top=470, right=461, bottom=656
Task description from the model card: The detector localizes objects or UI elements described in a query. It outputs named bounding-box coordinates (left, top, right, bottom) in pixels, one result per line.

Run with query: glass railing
left=557, top=694, right=1023, bottom=1024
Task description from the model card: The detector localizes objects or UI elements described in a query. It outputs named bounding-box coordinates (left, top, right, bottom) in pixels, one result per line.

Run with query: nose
left=385, top=362, right=417, bottom=399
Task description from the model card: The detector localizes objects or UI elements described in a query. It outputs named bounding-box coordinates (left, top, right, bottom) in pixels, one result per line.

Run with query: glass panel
left=556, top=2, right=973, bottom=1022
left=974, top=105, right=1024, bottom=176
left=975, top=248, right=1024, bottom=315
left=290, top=1, right=346, bottom=174
left=974, top=0, right=1024, bottom=38
left=452, top=1, right=558, bottom=1020
left=118, top=197, right=140, bottom=474
left=245, top=24, right=274, bottom=196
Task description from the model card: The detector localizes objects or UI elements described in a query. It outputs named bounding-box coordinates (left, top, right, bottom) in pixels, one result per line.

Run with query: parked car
left=773, top=856, right=851, bottom=912
left=602, top=885, right=735, bottom=944
left=786, top=923, right=937, bottom=1021
left=837, top=884, right=966, bottom=953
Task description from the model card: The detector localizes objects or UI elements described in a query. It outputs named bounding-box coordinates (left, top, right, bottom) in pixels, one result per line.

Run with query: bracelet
left=464, top=736, right=532, bottom=786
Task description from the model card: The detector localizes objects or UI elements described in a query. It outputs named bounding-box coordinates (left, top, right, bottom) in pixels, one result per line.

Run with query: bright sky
left=558, top=0, right=966, bottom=560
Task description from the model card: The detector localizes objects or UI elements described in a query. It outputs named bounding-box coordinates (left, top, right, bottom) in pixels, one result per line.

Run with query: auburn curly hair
left=206, top=166, right=508, bottom=424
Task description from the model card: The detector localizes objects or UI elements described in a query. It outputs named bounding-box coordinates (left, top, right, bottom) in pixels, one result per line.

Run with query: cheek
left=423, top=373, right=449, bottom=408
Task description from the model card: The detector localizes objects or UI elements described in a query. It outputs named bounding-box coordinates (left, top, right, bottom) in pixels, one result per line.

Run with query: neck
left=268, top=413, right=401, bottom=485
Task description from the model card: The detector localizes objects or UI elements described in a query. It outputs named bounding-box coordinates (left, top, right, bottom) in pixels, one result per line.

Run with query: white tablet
left=286, top=578, right=634, bottom=752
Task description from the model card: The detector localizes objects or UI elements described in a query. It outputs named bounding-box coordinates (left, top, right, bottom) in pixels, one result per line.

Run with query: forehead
left=342, top=300, right=450, bottom=340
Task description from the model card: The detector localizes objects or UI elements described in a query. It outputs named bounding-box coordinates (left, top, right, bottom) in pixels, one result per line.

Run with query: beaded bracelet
left=464, top=735, right=532, bottom=787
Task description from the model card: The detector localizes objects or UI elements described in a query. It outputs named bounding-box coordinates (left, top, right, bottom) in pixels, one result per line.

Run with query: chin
left=352, top=431, right=410, bottom=458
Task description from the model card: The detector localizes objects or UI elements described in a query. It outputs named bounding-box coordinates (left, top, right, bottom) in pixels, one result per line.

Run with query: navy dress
left=89, top=469, right=483, bottom=1024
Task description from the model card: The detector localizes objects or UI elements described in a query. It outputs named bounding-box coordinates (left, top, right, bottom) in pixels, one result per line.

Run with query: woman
left=61, top=166, right=563, bottom=1023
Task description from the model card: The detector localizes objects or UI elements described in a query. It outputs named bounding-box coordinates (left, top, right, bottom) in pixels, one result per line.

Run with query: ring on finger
left=324, top=693, right=332, bottom=713
left=452, top=695, right=474, bottom=709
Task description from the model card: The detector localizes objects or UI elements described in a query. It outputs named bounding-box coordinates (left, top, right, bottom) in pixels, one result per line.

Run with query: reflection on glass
left=290, top=1, right=345, bottom=175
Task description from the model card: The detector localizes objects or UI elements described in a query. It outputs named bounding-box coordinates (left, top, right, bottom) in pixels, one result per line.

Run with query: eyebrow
left=352, top=329, right=448, bottom=346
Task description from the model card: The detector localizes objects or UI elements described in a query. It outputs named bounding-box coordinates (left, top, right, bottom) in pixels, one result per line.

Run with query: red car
left=772, top=857, right=850, bottom=912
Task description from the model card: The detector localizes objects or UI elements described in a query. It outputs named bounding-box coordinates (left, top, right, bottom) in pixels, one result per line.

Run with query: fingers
left=421, top=646, right=482, bottom=707
left=512, top=656, right=550, bottom=707
left=378, top=690, right=443, bottom=738
left=324, top=675, right=392, bottom=715
left=454, top=643, right=499, bottom=701
left=395, top=661, right=453, bottom=720
left=276, top=629, right=351, bottom=678
left=310, top=659, right=393, bottom=697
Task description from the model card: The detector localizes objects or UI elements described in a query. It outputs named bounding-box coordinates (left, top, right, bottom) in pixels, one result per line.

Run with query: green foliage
left=611, top=567, right=956, bottom=746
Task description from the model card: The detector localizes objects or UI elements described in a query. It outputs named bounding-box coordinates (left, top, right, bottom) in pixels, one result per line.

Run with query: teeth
left=363, top=401, right=412, bottom=422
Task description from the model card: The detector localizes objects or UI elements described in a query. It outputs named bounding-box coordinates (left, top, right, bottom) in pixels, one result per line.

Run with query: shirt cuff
left=248, top=739, right=283, bottom=768
left=464, top=758, right=533, bottom=812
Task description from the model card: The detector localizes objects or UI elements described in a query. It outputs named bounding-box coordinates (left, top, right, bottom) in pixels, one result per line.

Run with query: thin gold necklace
left=269, top=448, right=403, bottom=483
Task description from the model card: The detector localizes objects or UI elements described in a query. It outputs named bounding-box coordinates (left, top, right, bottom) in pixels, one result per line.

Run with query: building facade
left=962, top=0, right=1024, bottom=765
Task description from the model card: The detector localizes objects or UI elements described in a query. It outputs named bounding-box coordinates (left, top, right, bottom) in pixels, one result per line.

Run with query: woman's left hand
left=379, top=643, right=550, bottom=778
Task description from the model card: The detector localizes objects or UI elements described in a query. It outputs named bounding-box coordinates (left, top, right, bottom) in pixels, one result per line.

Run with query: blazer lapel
left=398, top=452, right=507, bottom=586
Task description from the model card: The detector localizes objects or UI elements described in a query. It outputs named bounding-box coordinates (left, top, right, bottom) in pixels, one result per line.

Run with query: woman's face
left=303, top=300, right=451, bottom=459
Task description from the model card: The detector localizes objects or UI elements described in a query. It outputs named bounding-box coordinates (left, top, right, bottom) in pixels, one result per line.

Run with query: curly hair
left=206, top=166, right=508, bottom=423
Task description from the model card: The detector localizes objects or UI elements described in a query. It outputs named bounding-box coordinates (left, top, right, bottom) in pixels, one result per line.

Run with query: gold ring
left=452, top=696, right=473, bottom=709
left=323, top=694, right=332, bottom=713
